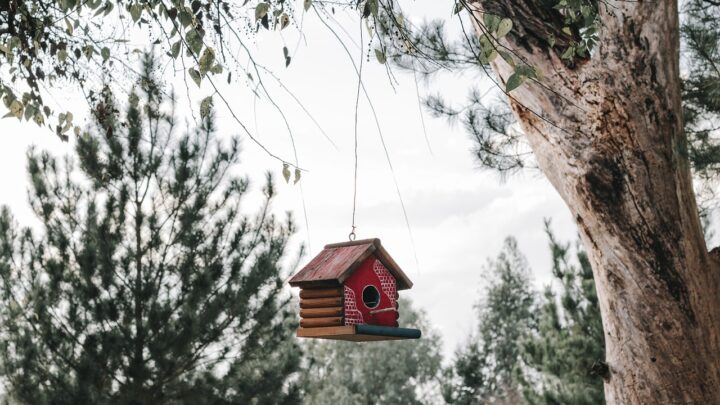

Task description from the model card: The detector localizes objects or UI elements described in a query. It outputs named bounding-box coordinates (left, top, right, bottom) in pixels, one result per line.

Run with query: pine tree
left=445, top=231, right=606, bottom=405
left=520, top=221, right=605, bottom=405
left=0, top=55, right=301, bottom=405
left=682, top=0, right=720, bottom=216
left=443, top=237, right=536, bottom=405
left=299, top=298, right=443, bottom=405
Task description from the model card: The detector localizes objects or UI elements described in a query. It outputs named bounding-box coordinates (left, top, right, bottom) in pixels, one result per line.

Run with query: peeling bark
left=471, top=0, right=720, bottom=403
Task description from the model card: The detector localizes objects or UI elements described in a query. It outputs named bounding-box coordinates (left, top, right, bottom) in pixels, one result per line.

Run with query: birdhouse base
left=297, top=324, right=421, bottom=342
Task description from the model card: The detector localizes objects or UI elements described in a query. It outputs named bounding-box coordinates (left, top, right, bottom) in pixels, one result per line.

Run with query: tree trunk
left=470, top=0, right=720, bottom=403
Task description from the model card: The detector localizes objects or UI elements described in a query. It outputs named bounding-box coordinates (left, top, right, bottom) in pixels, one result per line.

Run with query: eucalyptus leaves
left=0, top=0, right=300, bottom=140
left=448, top=0, right=599, bottom=93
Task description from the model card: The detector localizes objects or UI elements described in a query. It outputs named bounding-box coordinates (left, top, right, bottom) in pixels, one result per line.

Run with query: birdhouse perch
left=289, top=238, right=421, bottom=342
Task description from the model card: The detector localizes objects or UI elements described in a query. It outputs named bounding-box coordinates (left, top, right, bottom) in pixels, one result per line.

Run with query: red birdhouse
left=289, top=238, right=421, bottom=341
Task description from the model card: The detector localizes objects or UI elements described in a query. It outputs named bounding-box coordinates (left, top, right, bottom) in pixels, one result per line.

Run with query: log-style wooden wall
left=298, top=287, right=344, bottom=328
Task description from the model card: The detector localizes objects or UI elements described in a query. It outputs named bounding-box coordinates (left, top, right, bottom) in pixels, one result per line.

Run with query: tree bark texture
left=470, top=0, right=720, bottom=403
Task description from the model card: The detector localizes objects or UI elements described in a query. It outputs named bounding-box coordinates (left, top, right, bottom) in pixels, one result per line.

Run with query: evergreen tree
left=445, top=231, right=606, bottom=405
left=520, top=221, right=605, bottom=405
left=682, top=0, right=720, bottom=215
left=443, top=237, right=536, bottom=405
left=0, top=55, right=301, bottom=405
left=299, top=299, right=442, bottom=405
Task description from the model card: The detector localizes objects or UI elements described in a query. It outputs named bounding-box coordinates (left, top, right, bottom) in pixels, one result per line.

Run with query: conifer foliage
left=682, top=0, right=720, bottom=211
left=521, top=223, right=605, bottom=405
left=442, top=237, right=536, bottom=405
left=444, top=230, right=605, bottom=405
left=0, top=55, right=301, bottom=404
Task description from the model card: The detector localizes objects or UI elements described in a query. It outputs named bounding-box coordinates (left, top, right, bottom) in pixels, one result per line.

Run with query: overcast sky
left=0, top=1, right=579, bottom=357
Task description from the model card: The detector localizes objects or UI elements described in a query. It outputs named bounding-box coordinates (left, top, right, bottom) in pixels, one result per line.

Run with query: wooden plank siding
left=300, top=317, right=344, bottom=328
left=299, top=297, right=343, bottom=308
left=300, top=306, right=343, bottom=318
left=299, top=287, right=343, bottom=299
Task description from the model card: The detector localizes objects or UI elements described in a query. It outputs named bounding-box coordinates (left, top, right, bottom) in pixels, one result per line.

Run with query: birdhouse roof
left=289, top=238, right=413, bottom=290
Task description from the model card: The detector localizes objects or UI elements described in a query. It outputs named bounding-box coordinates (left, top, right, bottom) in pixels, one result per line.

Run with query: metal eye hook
left=348, top=226, right=357, bottom=241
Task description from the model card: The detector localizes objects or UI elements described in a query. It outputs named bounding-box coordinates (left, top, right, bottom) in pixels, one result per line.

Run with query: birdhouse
left=289, top=238, right=421, bottom=341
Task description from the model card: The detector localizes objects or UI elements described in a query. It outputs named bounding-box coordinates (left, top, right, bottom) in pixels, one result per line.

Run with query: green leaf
left=283, top=46, right=291, bottom=67
left=33, top=112, right=44, bottom=125
left=83, top=46, right=94, bottom=61
left=368, top=0, right=378, bottom=18
left=561, top=46, right=575, bottom=60
left=186, top=29, right=203, bottom=55
left=294, top=168, right=301, bottom=184
left=64, top=18, right=74, bottom=35
left=485, top=50, right=498, bottom=63
left=478, top=34, right=496, bottom=64
left=101, top=47, right=110, bottom=62
left=497, top=18, right=513, bottom=38
left=282, top=163, right=291, bottom=183
left=103, top=1, right=114, bottom=16
left=170, top=41, right=181, bottom=58
left=188, top=68, right=201, bottom=87
left=374, top=48, right=386, bottom=64
left=199, top=47, right=215, bottom=76
left=304, top=0, right=312, bottom=11
left=24, top=104, right=35, bottom=121
left=178, top=9, right=193, bottom=27
left=479, top=34, right=493, bottom=52
left=499, top=51, right=515, bottom=67
left=483, top=14, right=500, bottom=32
left=58, top=49, right=68, bottom=62
left=255, top=3, right=269, bottom=21
left=130, top=3, right=142, bottom=22
left=548, top=34, right=556, bottom=49
left=515, top=64, right=537, bottom=79
left=505, top=72, right=525, bottom=92
left=200, top=96, right=213, bottom=119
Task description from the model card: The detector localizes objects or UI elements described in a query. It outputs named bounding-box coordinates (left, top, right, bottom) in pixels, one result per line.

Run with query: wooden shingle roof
left=289, top=238, right=413, bottom=290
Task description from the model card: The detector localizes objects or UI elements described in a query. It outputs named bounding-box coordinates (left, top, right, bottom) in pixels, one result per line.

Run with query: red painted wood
left=343, top=255, right=399, bottom=327
left=288, top=239, right=413, bottom=290
left=288, top=243, right=372, bottom=286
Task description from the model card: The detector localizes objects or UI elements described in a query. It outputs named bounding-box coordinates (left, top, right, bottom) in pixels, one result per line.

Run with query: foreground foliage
left=0, top=56, right=301, bottom=404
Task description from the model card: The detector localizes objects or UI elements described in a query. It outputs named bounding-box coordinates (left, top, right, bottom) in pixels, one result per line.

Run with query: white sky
left=0, top=1, right=579, bottom=358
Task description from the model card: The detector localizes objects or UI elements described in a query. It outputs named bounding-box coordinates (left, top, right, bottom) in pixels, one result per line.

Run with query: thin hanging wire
left=350, top=18, right=364, bottom=242
left=412, top=60, right=433, bottom=155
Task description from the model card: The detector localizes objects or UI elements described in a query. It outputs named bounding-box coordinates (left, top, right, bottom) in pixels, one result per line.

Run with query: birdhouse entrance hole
left=362, top=285, right=380, bottom=308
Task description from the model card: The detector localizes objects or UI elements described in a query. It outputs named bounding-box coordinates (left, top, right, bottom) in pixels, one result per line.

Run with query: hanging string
left=349, top=18, right=364, bottom=242
left=317, top=10, right=421, bottom=273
